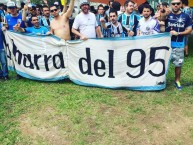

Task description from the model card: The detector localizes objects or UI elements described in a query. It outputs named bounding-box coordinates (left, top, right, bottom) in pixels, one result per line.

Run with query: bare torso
left=50, top=15, right=71, bottom=40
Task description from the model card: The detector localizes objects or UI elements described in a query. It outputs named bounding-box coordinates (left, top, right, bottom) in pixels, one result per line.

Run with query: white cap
left=80, top=0, right=89, bottom=7
left=7, top=1, right=16, bottom=8
left=54, top=1, right=59, bottom=5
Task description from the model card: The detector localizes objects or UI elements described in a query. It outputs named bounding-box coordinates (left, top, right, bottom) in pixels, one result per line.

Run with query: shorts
left=171, top=48, right=184, bottom=67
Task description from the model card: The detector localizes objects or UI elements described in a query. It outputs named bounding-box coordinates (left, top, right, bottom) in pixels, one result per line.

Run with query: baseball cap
left=7, top=1, right=17, bottom=8
left=54, top=1, right=59, bottom=6
left=80, top=0, right=90, bottom=7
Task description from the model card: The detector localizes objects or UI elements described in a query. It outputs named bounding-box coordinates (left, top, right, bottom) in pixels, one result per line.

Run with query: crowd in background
left=0, top=0, right=193, bottom=90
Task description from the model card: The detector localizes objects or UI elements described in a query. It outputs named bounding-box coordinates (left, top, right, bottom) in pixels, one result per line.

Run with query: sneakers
left=4, top=76, right=9, bottom=80
left=175, top=81, right=182, bottom=90
left=0, top=76, right=10, bottom=81
left=16, top=74, right=22, bottom=80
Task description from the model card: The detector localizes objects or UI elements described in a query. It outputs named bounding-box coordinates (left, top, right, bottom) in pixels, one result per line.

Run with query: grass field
left=0, top=37, right=193, bottom=145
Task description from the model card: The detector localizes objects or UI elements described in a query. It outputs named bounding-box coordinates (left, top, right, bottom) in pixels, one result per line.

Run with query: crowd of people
left=0, top=0, right=193, bottom=90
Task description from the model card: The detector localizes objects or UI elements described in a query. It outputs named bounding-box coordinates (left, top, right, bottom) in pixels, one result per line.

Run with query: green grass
left=0, top=37, right=193, bottom=145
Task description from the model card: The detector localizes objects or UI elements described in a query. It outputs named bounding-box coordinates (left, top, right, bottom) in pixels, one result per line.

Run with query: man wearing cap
left=72, top=0, right=101, bottom=40
left=1, top=1, right=24, bottom=80
left=2, top=1, right=23, bottom=30
left=50, top=0, right=75, bottom=40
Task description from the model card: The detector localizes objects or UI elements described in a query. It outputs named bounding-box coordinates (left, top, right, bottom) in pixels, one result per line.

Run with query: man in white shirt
left=72, top=1, right=101, bottom=40
left=138, top=4, right=160, bottom=36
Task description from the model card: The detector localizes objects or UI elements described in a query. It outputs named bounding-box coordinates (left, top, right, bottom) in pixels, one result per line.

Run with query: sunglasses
left=50, top=9, right=57, bottom=12
left=171, top=2, right=181, bottom=6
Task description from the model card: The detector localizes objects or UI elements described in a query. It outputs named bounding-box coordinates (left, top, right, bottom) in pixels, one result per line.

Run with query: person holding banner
left=165, top=0, right=192, bottom=90
left=0, top=19, right=9, bottom=80
left=137, top=4, right=160, bottom=36
left=14, top=16, right=49, bottom=35
left=50, top=0, right=75, bottom=40
left=2, top=1, right=23, bottom=31
left=72, top=0, right=102, bottom=40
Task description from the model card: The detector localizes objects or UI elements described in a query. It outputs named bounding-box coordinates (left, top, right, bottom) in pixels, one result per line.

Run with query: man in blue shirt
left=165, top=0, right=192, bottom=90
left=0, top=21, right=9, bottom=80
left=2, top=1, right=26, bottom=80
left=100, top=10, right=128, bottom=38
left=0, top=3, right=5, bottom=19
left=14, top=16, right=49, bottom=35
left=3, top=1, right=23, bottom=31
left=118, top=0, right=140, bottom=37
left=40, top=5, right=53, bottom=31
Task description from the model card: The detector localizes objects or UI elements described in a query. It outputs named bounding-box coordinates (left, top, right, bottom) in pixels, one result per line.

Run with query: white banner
left=5, top=31, right=171, bottom=91
left=5, top=31, right=68, bottom=81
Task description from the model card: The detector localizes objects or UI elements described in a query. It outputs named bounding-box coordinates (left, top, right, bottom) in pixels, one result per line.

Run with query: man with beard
left=137, top=4, right=160, bottom=36
left=50, top=0, right=75, bottom=40
left=40, top=5, right=53, bottom=30
left=72, top=1, right=101, bottom=40
left=165, top=0, right=192, bottom=90
left=118, top=0, right=140, bottom=37
left=100, top=10, right=128, bottom=38
left=14, top=16, right=49, bottom=35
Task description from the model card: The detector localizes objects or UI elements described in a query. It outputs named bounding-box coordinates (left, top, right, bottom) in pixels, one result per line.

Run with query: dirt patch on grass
left=130, top=107, right=193, bottom=145
left=150, top=112, right=193, bottom=145
left=97, top=92, right=193, bottom=145
left=18, top=106, right=70, bottom=145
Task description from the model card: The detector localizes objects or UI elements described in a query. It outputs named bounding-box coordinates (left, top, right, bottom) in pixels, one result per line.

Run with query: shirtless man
left=50, top=0, right=74, bottom=40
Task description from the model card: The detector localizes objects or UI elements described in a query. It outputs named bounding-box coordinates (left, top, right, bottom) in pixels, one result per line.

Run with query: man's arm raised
left=64, top=0, right=75, bottom=18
